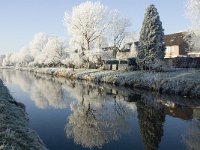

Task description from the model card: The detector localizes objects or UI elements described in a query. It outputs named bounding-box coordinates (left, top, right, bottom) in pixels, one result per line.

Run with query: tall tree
left=185, top=0, right=200, bottom=52
left=64, top=1, right=109, bottom=51
left=138, top=4, right=165, bottom=69
left=44, top=37, right=65, bottom=66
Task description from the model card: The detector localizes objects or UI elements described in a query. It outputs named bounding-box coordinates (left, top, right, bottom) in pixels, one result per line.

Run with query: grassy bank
left=0, top=80, right=47, bottom=149
left=2, top=67, right=200, bottom=98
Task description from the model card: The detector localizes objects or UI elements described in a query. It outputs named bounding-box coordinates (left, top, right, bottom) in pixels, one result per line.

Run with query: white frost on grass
left=51, top=68, right=200, bottom=97
left=0, top=80, right=47, bottom=149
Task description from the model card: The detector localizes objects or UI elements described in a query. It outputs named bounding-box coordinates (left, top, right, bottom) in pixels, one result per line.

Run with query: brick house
left=164, top=32, right=189, bottom=58
left=116, top=32, right=190, bottom=59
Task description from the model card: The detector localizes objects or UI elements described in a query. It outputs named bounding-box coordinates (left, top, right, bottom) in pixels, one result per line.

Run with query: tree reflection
left=65, top=90, right=135, bottom=149
left=30, top=78, right=66, bottom=108
left=183, top=119, right=200, bottom=150
left=136, top=95, right=165, bottom=150
left=0, top=70, right=71, bottom=109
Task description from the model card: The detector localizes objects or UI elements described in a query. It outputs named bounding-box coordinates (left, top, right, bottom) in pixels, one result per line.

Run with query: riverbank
left=1, top=67, right=200, bottom=98
left=0, top=79, right=47, bottom=149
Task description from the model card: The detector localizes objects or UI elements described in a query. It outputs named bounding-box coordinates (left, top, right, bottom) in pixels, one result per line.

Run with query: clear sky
left=0, top=0, right=189, bottom=54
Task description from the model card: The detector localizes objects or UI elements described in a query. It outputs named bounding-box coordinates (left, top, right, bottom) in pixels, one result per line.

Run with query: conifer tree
left=138, top=4, right=165, bottom=69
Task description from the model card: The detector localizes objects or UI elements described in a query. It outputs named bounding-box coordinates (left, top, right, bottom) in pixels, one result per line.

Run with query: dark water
left=0, top=69, right=200, bottom=150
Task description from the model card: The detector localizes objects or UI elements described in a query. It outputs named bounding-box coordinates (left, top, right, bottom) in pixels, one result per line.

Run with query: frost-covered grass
left=2, top=67, right=200, bottom=98
left=0, top=80, right=47, bottom=149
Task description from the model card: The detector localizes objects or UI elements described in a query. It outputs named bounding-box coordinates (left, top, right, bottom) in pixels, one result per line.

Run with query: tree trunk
left=86, top=40, right=90, bottom=50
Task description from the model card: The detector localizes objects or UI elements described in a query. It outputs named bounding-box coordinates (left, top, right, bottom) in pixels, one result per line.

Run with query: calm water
left=0, top=69, right=200, bottom=150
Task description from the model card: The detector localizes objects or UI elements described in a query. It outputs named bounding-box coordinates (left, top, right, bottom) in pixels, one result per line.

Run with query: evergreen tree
left=138, top=4, right=165, bottom=69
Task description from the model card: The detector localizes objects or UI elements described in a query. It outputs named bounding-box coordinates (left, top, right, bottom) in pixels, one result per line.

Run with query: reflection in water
left=0, top=69, right=137, bottom=149
left=137, top=100, right=165, bottom=150
left=66, top=90, right=134, bottom=148
left=1, top=69, right=200, bottom=149
left=61, top=77, right=136, bottom=148
left=183, top=119, right=200, bottom=150
left=0, top=70, right=70, bottom=108
left=133, top=92, right=200, bottom=150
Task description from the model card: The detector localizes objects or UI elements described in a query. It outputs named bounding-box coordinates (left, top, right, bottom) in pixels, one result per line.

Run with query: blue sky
left=0, top=0, right=189, bottom=54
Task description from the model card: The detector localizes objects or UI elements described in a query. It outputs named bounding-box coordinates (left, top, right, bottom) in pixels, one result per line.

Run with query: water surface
left=0, top=69, right=200, bottom=150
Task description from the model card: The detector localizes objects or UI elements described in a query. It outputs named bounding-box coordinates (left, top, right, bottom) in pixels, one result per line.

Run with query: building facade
left=164, top=32, right=189, bottom=58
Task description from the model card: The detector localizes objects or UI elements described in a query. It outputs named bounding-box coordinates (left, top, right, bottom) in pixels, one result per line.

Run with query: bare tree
left=108, top=10, right=131, bottom=57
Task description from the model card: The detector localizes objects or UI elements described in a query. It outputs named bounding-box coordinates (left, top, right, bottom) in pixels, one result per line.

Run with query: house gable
left=164, top=32, right=189, bottom=57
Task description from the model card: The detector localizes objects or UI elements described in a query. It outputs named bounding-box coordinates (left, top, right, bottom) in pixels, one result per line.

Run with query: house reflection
left=165, top=105, right=193, bottom=120
left=127, top=91, right=200, bottom=150
left=183, top=119, right=200, bottom=150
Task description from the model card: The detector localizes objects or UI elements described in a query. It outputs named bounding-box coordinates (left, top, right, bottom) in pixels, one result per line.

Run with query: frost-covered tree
left=64, top=1, right=109, bottom=50
left=185, top=0, right=200, bottom=52
left=186, top=0, right=200, bottom=29
left=108, top=10, right=131, bottom=57
left=2, top=33, right=69, bottom=67
left=15, top=47, right=34, bottom=67
left=2, top=33, right=48, bottom=67
left=83, top=48, right=113, bottom=68
left=30, top=33, right=68, bottom=66
left=0, top=55, right=5, bottom=66
left=138, top=4, right=165, bottom=69
left=43, top=37, right=66, bottom=66
left=29, top=33, right=49, bottom=56
left=121, top=32, right=136, bottom=46
left=116, top=32, right=137, bottom=59
left=94, top=35, right=108, bottom=49
left=2, top=54, right=13, bottom=66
